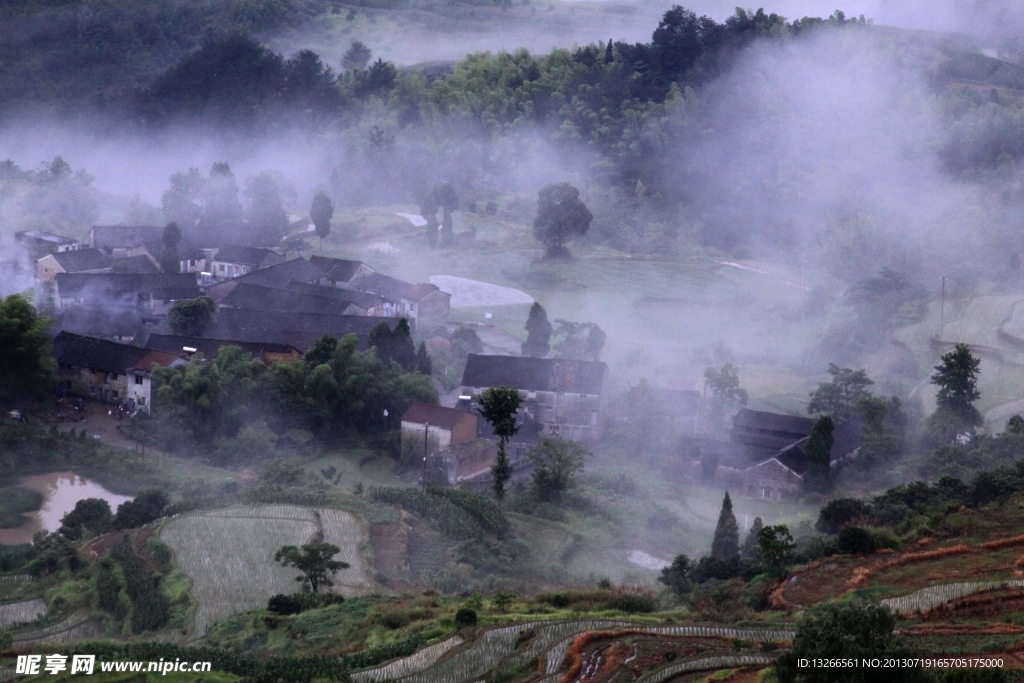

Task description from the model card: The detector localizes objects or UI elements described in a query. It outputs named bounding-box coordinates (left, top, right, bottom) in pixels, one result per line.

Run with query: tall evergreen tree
left=932, top=343, right=982, bottom=424
left=310, top=191, right=334, bottom=247
left=477, top=386, right=523, bottom=505
left=160, top=222, right=181, bottom=273
left=741, top=516, right=763, bottom=556
left=522, top=302, right=553, bottom=357
left=804, top=415, right=835, bottom=493
left=390, top=319, right=416, bottom=372
left=415, top=342, right=432, bottom=376
left=711, top=491, right=739, bottom=559
left=369, top=322, right=393, bottom=363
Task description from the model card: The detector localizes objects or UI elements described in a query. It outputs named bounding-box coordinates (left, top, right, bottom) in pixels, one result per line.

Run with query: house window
left=138, top=396, right=145, bottom=406
left=134, top=375, right=143, bottom=385
left=218, top=264, right=225, bottom=272
left=762, top=488, right=772, bottom=499
left=112, top=391, right=118, bottom=399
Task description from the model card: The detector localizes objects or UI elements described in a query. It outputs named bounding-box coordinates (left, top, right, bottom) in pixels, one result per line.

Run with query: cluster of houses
left=18, top=226, right=861, bottom=501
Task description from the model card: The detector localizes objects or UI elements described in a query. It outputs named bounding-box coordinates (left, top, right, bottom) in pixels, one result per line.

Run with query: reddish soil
left=369, top=521, right=408, bottom=577
left=781, top=560, right=857, bottom=607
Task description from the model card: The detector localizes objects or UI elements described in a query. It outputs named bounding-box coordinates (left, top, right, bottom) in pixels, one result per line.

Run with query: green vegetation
left=274, top=542, right=348, bottom=594
left=0, top=294, right=54, bottom=402
left=477, top=386, right=523, bottom=503
left=710, top=492, right=739, bottom=560
left=167, top=296, right=215, bottom=337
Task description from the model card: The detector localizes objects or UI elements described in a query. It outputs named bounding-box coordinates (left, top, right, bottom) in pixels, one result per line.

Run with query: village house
left=400, top=402, right=478, bottom=458
left=36, top=249, right=111, bottom=283
left=346, top=273, right=451, bottom=330
left=460, top=354, right=608, bottom=442
left=52, top=331, right=184, bottom=413
left=424, top=440, right=501, bottom=487
left=207, top=308, right=401, bottom=352
left=208, top=245, right=286, bottom=281
left=56, top=307, right=146, bottom=344
left=308, top=255, right=375, bottom=287
left=217, top=282, right=385, bottom=318
left=53, top=273, right=201, bottom=314
left=675, top=408, right=862, bottom=501
left=204, top=257, right=328, bottom=302
left=16, top=230, right=79, bottom=254
left=89, top=225, right=164, bottom=257
left=141, top=333, right=301, bottom=364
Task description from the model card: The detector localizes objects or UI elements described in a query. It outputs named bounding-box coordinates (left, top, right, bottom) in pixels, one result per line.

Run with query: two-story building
left=208, top=245, right=286, bottom=281
left=52, top=332, right=184, bottom=413
left=460, top=354, right=608, bottom=442
left=36, top=249, right=111, bottom=283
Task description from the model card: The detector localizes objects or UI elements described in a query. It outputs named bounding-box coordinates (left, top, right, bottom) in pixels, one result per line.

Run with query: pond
left=0, top=472, right=134, bottom=545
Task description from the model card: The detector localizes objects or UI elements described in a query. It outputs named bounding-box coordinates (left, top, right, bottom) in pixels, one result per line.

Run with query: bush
left=267, top=592, right=343, bottom=616
left=837, top=527, right=876, bottom=555
left=370, top=487, right=484, bottom=540
left=602, top=592, right=655, bottom=614
left=816, top=498, right=869, bottom=534
left=267, top=594, right=302, bottom=616
left=454, top=607, right=477, bottom=627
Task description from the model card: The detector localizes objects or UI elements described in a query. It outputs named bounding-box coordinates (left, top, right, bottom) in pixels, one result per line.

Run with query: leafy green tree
left=274, top=542, right=348, bottom=594
left=808, top=364, right=874, bottom=421
left=355, top=59, right=397, bottom=97
left=804, top=415, right=835, bottom=493
left=162, top=168, right=204, bottom=229
left=200, top=162, right=244, bottom=232
left=711, top=491, right=739, bottom=559
left=245, top=172, right=289, bottom=245
left=837, top=526, right=875, bottom=554
left=160, top=222, right=182, bottom=274
left=304, top=334, right=337, bottom=367
left=585, top=324, right=606, bottom=361
left=757, top=524, right=795, bottom=580
left=522, top=302, right=553, bottom=357
left=775, top=603, right=928, bottom=683
left=0, top=295, right=55, bottom=400
left=421, top=183, right=459, bottom=248
left=342, top=41, right=372, bottom=70
left=932, top=343, right=982, bottom=424
left=58, top=498, right=112, bottom=540
left=816, top=498, right=869, bottom=534
left=704, top=363, right=747, bottom=433
left=259, top=458, right=305, bottom=489
left=310, top=191, right=334, bottom=245
left=532, top=182, right=593, bottom=258
left=1009, top=415, right=1024, bottom=435
left=658, top=554, right=692, bottom=596
left=477, top=386, right=523, bottom=504
left=167, top=296, right=215, bottom=336
left=112, top=490, right=169, bottom=530
left=529, top=437, right=588, bottom=502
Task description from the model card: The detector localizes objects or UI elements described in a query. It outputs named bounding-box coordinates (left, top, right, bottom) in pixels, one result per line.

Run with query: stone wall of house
left=742, top=460, right=803, bottom=501
left=59, top=366, right=129, bottom=404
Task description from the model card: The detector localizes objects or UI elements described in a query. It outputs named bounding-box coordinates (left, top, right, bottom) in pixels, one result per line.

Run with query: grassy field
left=159, top=505, right=371, bottom=636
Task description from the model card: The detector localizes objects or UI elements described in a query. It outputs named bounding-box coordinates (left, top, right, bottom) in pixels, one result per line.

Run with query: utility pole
left=422, top=422, right=429, bottom=490
left=940, top=275, right=947, bottom=339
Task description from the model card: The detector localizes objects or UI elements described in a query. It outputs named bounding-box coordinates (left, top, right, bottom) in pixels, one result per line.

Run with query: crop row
left=369, top=488, right=484, bottom=540
left=425, top=486, right=509, bottom=537
left=160, top=506, right=320, bottom=635
left=397, top=623, right=530, bottom=683
left=351, top=635, right=464, bottom=682
left=197, top=505, right=316, bottom=521
left=13, top=612, right=100, bottom=644
left=881, top=579, right=1024, bottom=615
left=316, top=508, right=372, bottom=592
left=0, top=599, right=45, bottom=630
left=636, top=655, right=775, bottom=683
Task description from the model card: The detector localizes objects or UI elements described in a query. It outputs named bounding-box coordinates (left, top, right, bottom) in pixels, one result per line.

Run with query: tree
left=837, top=526, right=875, bottom=555
left=804, top=415, right=835, bottom=493
left=245, top=172, right=289, bottom=245
left=160, top=222, right=182, bottom=273
left=421, top=183, right=459, bottom=248
left=741, top=516, right=763, bottom=556
left=259, top=458, right=305, bottom=489
left=415, top=342, right=432, bottom=376
left=816, top=498, right=869, bottom=534
left=585, top=325, right=606, bottom=361
left=310, top=191, right=334, bottom=246
left=167, top=296, right=215, bottom=336
left=0, top=295, right=55, bottom=400
left=200, top=162, right=244, bottom=233
left=807, top=364, right=874, bottom=421
left=390, top=319, right=416, bottom=372
left=532, top=182, right=593, bottom=258
left=775, top=604, right=928, bottom=683
left=704, top=363, right=747, bottom=433
left=711, top=492, right=739, bottom=559
left=274, top=542, right=348, bottom=594
left=342, top=41, right=372, bottom=70
left=528, top=437, right=588, bottom=502
left=477, top=386, right=523, bottom=504
left=112, top=490, right=169, bottom=530
left=932, top=343, right=982, bottom=424
left=162, top=168, right=204, bottom=229
left=58, top=498, right=112, bottom=540
left=757, top=524, right=795, bottom=580
left=522, top=302, right=553, bottom=357
left=658, top=554, right=692, bottom=596
left=1009, top=415, right=1024, bottom=435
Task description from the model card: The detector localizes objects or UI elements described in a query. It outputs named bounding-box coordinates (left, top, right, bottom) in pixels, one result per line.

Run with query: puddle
left=627, top=550, right=670, bottom=570
left=0, top=472, right=133, bottom=545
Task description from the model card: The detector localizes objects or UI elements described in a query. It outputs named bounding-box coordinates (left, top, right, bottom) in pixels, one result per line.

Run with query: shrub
left=267, top=594, right=302, bottom=616
left=454, top=607, right=477, bottom=627
left=816, top=498, right=869, bottom=534
left=837, top=527, right=876, bottom=555
left=602, top=592, right=655, bottom=614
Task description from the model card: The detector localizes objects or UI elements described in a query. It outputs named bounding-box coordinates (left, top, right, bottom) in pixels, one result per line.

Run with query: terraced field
left=0, top=598, right=44, bottom=629
left=160, top=505, right=371, bottom=635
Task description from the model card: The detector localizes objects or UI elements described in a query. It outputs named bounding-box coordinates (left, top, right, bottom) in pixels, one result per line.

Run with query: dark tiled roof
left=55, top=273, right=199, bottom=300
left=219, top=283, right=374, bottom=316
left=284, top=282, right=390, bottom=309
left=214, top=245, right=281, bottom=266
left=112, top=255, right=160, bottom=274
left=208, top=308, right=397, bottom=352
left=764, top=417, right=863, bottom=476
left=16, top=230, right=77, bottom=245
left=308, top=256, right=369, bottom=283
left=52, top=331, right=165, bottom=374
left=91, top=225, right=163, bottom=250
left=49, top=249, right=110, bottom=272
left=731, top=408, right=817, bottom=450
left=143, top=333, right=299, bottom=360
left=58, top=307, right=142, bottom=339
left=219, top=257, right=326, bottom=288
left=461, top=354, right=607, bottom=394
left=354, top=273, right=441, bottom=302
left=401, top=402, right=474, bottom=430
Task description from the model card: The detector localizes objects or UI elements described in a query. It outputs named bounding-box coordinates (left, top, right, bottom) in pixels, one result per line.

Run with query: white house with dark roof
left=36, top=249, right=111, bottom=283
left=209, top=245, right=285, bottom=281
left=460, top=354, right=608, bottom=442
